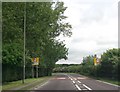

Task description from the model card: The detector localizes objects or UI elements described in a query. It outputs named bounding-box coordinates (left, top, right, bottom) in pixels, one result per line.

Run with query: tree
left=2, top=2, right=72, bottom=82
left=100, top=48, right=119, bottom=79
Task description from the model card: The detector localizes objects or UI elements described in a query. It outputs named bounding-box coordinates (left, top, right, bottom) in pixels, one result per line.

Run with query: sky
left=56, top=0, right=119, bottom=64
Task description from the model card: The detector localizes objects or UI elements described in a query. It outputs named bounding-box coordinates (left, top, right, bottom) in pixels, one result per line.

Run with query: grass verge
left=2, top=76, right=52, bottom=90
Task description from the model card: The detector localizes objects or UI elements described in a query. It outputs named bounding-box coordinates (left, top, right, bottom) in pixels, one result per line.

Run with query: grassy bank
left=2, top=76, right=52, bottom=90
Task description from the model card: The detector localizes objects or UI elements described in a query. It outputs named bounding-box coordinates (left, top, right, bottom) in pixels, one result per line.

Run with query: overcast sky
left=56, top=0, right=119, bottom=64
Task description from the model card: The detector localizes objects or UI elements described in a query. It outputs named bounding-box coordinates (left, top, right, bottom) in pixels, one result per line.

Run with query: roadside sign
left=36, top=57, right=39, bottom=62
left=94, top=56, right=100, bottom=66
left=94, top=57, right=97, bottom=66
left=31, top=57, right=40, bottom=65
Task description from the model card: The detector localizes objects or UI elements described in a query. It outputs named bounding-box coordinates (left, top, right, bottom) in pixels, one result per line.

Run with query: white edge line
left=96, top=80, right=120, bottom=87
left=34, top=81, right=49, bottom=90
left=75, top=84, right=81, bottom=90
left=83, top=84, right=92, bottom=90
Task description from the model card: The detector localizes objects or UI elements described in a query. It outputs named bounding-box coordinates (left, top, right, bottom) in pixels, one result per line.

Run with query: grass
left=2, top=76, right=52, bottom=90
left=2, top=78, right=37, bottom=90
left=0, top=86, right=2, bottom=91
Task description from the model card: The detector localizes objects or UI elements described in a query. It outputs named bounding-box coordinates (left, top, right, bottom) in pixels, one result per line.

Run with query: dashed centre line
left=66, top=74, right=92, bottom=91
left=72, top=81, right=75, bottom=84
left=75, top=84, right=81, bottom=90
left=83, top=84, right=92, bottom=90
left=78, top=81, right=81, bottom=83
left=70, top=78, right=73, bottom=80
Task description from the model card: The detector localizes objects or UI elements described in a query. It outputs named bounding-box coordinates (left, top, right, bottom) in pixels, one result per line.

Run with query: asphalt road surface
left=33, top=73, right=119, bottom=91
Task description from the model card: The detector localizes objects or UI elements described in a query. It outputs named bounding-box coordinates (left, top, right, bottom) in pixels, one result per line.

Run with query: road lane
left=35, top=73, right=77, bottom=90
left=33, top=73, right=119, bottom=91
left=68, top=73, right=119, bottom=90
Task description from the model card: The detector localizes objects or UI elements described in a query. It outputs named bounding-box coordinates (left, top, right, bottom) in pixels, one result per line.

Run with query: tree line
left=2, top=2, right=72, bottom=83
left=53, top=48, right=120, bottom=81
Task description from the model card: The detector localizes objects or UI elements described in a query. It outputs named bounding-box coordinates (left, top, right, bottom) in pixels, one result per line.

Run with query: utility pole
left=22, top=2, right=26, bottom=84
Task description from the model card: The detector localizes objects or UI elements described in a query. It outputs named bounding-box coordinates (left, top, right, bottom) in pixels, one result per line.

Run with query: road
left=33, top=73, right=119, bottom=91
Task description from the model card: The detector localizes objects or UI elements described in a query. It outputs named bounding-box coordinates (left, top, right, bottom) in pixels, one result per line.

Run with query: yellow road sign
left=31, top=57, right=40, bottom=65
left=36, top=57, right=39, bottom=62
left=94, top=57, right=97, bottom=66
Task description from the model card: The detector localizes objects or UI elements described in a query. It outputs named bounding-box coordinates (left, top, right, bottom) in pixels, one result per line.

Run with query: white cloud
left=56, top=0, right=118, bottom=64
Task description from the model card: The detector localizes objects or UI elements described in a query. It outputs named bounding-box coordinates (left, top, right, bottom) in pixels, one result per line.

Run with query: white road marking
left=66, top=74, right=91, bottom=91
left=83, top=84, right=92, bottom=90
left=72, top=81, right=75, bottom=84
left=35, top=81, right=49, bottom=89
left=78, top=81, right=81, bottom=83
left=74, top=78, right=77, bottom=80
left=57, top=77, right=66, bottom=80
left=75, top=84, right=81, bottom=90
left=34, top=87, right=38, bottom=89
left=96, top=80, right=120, bottom=87
left=77, top=77, right=87, bottom=79
left=66, top=75, right=73, bottom=81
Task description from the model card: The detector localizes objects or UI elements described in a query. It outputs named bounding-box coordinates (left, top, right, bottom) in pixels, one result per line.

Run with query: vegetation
left=2, top=2, right=119, bottom=86
left=2, top=76, right=51, bottom=90
left=53, top=48, right=120, bottom=85
left=2, top=2, right=72, bottom=82
left=53, top=64, right=81, bottom=73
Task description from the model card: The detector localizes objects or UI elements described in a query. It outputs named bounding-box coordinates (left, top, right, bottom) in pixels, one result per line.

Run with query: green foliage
left=82, top=55, right=94, bottom=65
left=53, top=48, right=119, bottom=81
left=79, top=48, right=119, bottom=79
left=53, top=64, right=80, bottom=73
left=2, top=2, right=24, bottom=44
left=100, top=48, right=119, bottom=78
left=84, top=48, right=119, bottom=80
left=2, top=2, right=72, bottom=82
left=2, top=43, right=23, bottom=66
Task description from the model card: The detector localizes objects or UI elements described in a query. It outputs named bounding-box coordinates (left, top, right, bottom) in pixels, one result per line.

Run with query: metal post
left=22, top=2, right=26, bottom=84
left=32, top=65, right=34, bottom=78
left=36, top=65, right=38, bottom=78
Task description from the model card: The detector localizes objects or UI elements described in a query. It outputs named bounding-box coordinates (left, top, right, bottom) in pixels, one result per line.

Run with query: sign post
left=31, top=57, right=39, bottom=78
left=36, top=57, right=39, bottom=78
left=94, top=54, right=100, bottom=66
left=94, top=54, right=97, bottom=66
left=32, top=65, right=34, bottom=78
